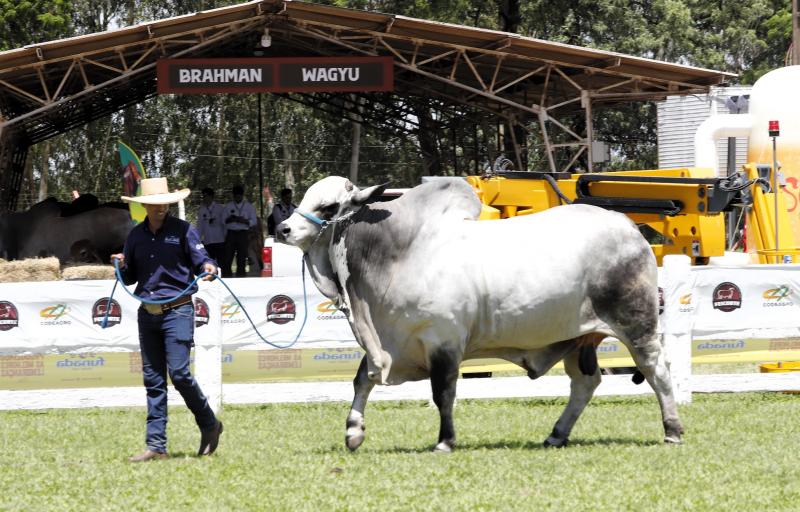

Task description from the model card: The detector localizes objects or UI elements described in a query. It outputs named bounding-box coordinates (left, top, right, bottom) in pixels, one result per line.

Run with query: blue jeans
left=137, top=303, right=217, bottom=453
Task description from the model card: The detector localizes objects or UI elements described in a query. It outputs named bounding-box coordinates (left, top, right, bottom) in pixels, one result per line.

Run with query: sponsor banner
left=4, top=266, right=800, bottom=391
left=1, top=353, right=141, bottom=390
left=0, top=277, right=356, bottom=354
left=686, top=266, right=800, bottom=337
left=157, top=57, right=393, bottom=94
left=5, top=341, right=800, bottom=390
left=216, top=277, right=354, bottom=349
left=0, top=348, right=367, bottom=390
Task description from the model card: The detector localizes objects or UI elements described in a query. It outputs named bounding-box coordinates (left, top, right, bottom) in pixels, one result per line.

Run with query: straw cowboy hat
left=121, top=177, right=190, bottom=205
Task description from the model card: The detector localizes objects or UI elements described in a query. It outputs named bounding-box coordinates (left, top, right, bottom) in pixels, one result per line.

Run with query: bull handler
left=111, top=177, right=223, bottom=462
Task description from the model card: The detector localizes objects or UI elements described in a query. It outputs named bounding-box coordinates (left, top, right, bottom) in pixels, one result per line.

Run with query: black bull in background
left=0, top=197, right=133, bottom=264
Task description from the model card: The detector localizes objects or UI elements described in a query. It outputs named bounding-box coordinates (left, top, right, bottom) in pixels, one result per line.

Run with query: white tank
left=747, top=65, right=800, bottom=239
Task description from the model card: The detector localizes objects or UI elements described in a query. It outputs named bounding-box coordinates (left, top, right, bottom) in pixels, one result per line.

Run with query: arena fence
left=2, top=255, right=800, bottom=411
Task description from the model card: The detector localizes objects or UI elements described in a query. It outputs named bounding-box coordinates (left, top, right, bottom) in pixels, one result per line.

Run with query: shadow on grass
left=454, top=436, right=661, bottom=451
left=310, top=436, right=661, bottom=455
left=311, top=443, right=435, bottom=455
left=121, top=450, right=207, bottom=462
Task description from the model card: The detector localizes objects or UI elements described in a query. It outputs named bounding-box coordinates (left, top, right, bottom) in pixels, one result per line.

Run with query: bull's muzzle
left=275, top=222, right=289, bottom=242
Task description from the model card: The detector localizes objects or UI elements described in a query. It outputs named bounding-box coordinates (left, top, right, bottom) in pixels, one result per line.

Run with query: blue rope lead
left=101, top=258, right=308, bottom=349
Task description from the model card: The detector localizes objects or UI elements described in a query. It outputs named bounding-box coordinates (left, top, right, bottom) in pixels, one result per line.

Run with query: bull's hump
left=400, top=179, right=481, bottom=221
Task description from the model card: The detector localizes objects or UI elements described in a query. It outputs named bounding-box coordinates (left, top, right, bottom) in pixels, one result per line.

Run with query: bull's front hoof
left=345, top=431, right=365, bottom=451
left=433, top=441, right=453, bottom=453
left=543, top=436, right=568, bottom=448
left=663, top=419, right=684, bottom=445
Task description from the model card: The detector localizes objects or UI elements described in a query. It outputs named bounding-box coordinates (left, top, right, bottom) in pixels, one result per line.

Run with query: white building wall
left=657, top=86, right=752, bottom=176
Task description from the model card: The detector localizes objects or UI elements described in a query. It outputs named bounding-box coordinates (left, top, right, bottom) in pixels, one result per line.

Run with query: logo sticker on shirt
left=164, top=235, right=181, bottom=245
left=195, top=243, right=204, bottom=250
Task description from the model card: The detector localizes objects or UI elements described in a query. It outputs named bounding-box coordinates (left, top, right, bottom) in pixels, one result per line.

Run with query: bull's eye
left=319, top=202, right=340, bottom=220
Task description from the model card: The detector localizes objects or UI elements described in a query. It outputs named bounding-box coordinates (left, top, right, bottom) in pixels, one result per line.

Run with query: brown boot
left=198, top=420, right=223, bottom=456
left=128, top=449, right=168, bottom=462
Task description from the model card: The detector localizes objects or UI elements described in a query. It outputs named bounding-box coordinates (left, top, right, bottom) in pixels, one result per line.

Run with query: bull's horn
left=352, top=182, right=390, bottom=206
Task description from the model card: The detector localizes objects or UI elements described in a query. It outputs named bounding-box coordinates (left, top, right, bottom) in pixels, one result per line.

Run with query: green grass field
left=2, top=392, right=799, bottom=511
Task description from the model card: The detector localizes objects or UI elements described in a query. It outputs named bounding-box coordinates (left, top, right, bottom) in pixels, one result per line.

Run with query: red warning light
left=769, top=120, right=780, bottom=137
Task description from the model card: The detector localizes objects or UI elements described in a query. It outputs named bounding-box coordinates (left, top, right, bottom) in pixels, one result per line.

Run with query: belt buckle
left=144, top=303, right=163, bottom=315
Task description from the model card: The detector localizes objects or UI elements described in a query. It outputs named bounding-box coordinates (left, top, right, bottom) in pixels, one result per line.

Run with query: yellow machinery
left=467, top=164, right=798, bottom=265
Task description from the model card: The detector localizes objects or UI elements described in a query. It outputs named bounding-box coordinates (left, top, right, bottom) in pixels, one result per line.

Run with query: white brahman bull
left=276, top=176, right=683, bottom=452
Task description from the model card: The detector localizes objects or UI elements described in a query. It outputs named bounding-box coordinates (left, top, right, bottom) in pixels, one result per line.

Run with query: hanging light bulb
left=260, top=28, right=272, bottom=48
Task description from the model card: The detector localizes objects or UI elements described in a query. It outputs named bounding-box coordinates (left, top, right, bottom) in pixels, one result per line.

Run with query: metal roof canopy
left=0, top=0, right=735, bottom=209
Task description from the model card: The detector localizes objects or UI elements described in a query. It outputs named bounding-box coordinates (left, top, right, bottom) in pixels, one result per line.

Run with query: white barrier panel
left=688, top=264, right=800, bottom=339
left=0, top=277, right=358, bottom=355
left=661, top=255, right=693, bottom=405
left=0, top=277, right=360, bottom=412
left=660, top=256, right=800, bottom=404
left=4, top=258, right=800, bottom=411
left=213, top=277, right=355, bottom=350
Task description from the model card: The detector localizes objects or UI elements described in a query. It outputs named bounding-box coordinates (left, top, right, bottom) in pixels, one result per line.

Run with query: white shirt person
left=222, top=185, right=258, bottom=277
left=196, top=187, right=227, bottom=265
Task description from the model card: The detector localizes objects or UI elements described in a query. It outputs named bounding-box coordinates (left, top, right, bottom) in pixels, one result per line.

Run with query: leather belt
left=142, top=295, right=192, bottom=315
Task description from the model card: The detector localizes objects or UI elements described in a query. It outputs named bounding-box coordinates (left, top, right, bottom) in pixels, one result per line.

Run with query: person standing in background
left=271, top=187, right=296, bottom=228
left=262, top=185, right=276, bottom=235
left=223, top=184, right=257, bottom=277
left=196, top=187, right=226, bottom=265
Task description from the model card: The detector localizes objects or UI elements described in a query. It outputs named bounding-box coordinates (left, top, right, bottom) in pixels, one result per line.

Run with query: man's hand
left=110, top=253, right=125, bottom=267
left=201, top=262, right=217, bottom=281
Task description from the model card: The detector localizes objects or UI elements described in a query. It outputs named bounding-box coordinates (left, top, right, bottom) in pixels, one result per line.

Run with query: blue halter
left=295, top=208, right=327, bottom=226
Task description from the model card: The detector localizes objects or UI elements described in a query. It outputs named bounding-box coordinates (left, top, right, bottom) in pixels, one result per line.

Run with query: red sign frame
left=157, top=56, right=394, bottom=94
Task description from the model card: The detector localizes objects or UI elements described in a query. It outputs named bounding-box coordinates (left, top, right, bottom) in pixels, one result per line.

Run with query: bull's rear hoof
left=345, top=433, right=365, bottom=451
left=664, top=435, right=683, bottom=445
left=433, top=441, right=453, bottom=453
left=543, top=436, right=568, bottom=448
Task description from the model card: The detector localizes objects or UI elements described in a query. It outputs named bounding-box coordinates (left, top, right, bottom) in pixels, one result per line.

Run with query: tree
left=0, top=0, right=72, bottom=51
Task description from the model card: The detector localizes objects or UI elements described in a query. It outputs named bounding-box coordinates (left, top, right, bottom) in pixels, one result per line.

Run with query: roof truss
left=0, top=0, right=734, bottom=208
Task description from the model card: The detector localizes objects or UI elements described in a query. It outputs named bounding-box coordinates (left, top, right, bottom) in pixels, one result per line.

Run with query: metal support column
left=0, top=125, right=29, bottom=212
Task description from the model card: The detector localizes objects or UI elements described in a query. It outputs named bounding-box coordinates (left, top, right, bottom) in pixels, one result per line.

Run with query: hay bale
left=62, top=264, right=116, bottom=281
left=0, top=257, right=61, bottom=282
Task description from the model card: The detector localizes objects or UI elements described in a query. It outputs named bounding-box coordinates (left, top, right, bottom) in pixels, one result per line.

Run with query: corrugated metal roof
left=0, top=0, right=736, bottom=145
left=0, top=0, right=734, bottom=101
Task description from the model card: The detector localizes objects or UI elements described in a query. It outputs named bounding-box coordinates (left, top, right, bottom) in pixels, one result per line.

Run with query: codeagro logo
left=762, top=285, right=794, bottom=308
left=92, top=298, right=122, bottom=327
left=194, top=298, right=210, bottom=327
left=316, top=300, right=346, bottom=321
left=679, top=293, right=694, bottom=313
left=712, top=282, right=742, bottom=312
left=221, top=302, right=245, bottom=324
left=0, top=301, right=19, bottom=331
left=267, top=295, right=296, bottom=325
left=39, top=304, right=72, bottom=326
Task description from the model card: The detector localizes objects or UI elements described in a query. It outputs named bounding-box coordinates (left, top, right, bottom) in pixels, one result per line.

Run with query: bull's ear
left=352, top=182, right=390, bottom=206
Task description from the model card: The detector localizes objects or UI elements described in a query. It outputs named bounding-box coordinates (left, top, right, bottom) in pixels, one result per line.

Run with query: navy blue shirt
left=119, top=214, right=215, bottom=300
